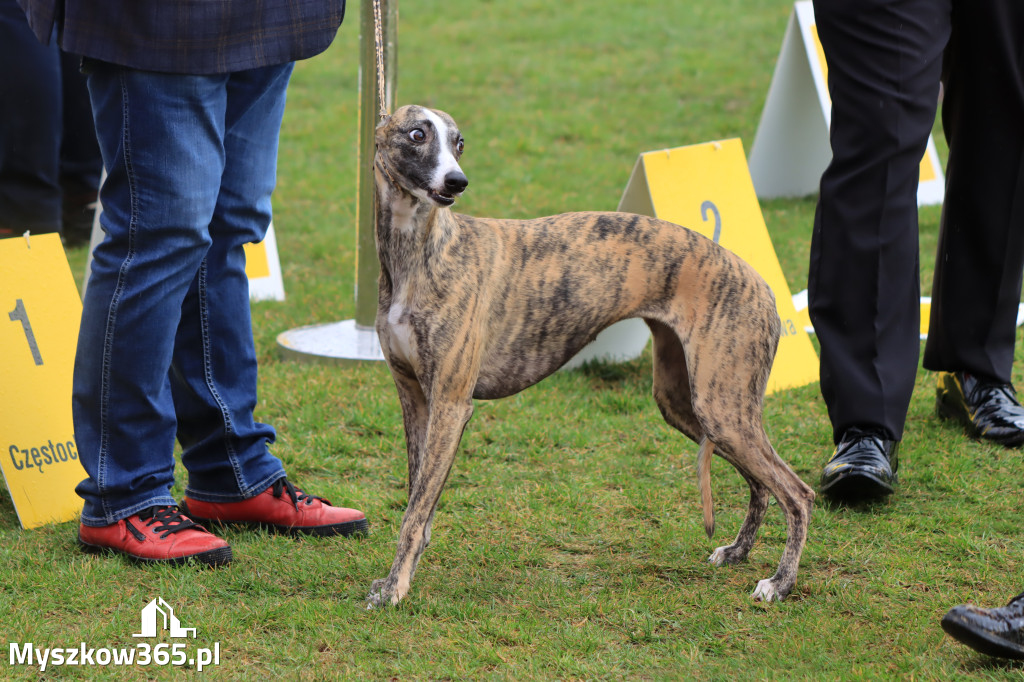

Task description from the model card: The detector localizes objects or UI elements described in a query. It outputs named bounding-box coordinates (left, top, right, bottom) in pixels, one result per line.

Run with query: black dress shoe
left=941, top=593, right=1024, bottom=660
left=936, top=371, right=1024, bottom=447
left=819, top=427, right=899, bottom=502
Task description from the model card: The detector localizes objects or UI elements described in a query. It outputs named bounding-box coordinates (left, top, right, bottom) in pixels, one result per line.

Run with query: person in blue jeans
left=16, top=0, right=369, bottom=566
left=0, top=0, right=100, bottom=244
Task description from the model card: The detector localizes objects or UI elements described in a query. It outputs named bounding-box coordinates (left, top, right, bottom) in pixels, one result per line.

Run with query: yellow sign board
left=243, top=240, right=271, bottom=279
left=619, top=139, right=819, bottom=393
left=241, top=222, right=285, bottom=301
left=0, top=233, right=87, bottom=528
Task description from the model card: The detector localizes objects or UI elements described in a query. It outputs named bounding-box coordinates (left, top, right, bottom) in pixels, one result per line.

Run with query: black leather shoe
left=936, top=371, right=1024, bottom=447
left=941, top=593, right=1024, bottom=660
left=819, top=427, right=899, bottom=502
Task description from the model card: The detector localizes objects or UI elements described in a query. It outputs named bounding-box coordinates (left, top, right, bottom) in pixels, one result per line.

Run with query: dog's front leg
left=366, top=396, right=474, bottom=608
left=391, top=370, right=429, bottom=491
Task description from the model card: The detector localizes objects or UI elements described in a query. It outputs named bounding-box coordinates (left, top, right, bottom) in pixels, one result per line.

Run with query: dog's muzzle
left=430, top=171, right=469, bottom=206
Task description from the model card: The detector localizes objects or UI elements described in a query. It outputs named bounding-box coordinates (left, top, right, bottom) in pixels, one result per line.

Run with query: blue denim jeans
left=75, top=61, right=294, bottom=526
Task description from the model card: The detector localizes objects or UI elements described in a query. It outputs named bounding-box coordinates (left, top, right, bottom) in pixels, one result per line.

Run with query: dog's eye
left=456, top=138, right=465, bottom=154
left=409, top=129, right=426, bottom=143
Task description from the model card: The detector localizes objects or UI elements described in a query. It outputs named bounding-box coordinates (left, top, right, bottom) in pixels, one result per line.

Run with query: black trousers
left=809, top=0, right=1024, bottom=442
left=0, top=0, right=100, bottom=234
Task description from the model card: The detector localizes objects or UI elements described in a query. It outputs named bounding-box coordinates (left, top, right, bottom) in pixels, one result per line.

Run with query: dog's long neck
left=373, top=159, right=460, bottom=291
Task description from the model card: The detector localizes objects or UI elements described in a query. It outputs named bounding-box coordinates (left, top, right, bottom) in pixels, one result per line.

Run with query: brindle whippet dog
left=365, top=104, right=815, bottom=608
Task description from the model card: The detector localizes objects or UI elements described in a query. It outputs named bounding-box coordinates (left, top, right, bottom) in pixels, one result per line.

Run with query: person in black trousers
left=0, top=0, right=100, bottom=245
left=810, top=0, right=1024, bottom=503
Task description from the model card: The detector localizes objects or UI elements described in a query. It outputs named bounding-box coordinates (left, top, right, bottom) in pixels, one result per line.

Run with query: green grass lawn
left=4, top=1, right=1024, bottom=679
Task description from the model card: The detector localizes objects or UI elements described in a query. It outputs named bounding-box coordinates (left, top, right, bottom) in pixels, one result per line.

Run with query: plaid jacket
left=16, top=0, right=346, bottom=74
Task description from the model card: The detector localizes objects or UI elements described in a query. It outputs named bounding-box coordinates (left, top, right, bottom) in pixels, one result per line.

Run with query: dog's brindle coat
left=366, top=104, right=815, bottom=608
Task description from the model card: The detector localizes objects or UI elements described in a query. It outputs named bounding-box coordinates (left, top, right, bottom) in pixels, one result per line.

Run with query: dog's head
left=375, top=105, right=468, bottom=207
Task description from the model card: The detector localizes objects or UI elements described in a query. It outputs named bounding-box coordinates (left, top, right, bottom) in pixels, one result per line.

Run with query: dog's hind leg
left=747, top=440, right=814, bottom=601
left=678, top=302, right=814, bottom=601
left=707, top=466, right=770, bottom=566
left=710, top=427, right=814, bottom=601
left=650, top=321, right=777, bottom=572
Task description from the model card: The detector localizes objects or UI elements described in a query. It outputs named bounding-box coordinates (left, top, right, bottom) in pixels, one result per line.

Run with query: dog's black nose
left=444, top=171, right=468, bottom=194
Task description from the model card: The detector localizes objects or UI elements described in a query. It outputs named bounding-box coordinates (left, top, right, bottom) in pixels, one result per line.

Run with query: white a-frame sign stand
left=748, top=1, right=944, bottom=206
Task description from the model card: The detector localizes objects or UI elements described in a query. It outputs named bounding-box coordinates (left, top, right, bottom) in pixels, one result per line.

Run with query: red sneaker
left=78, top=505, right=232, bottom=567
left=181, top=478, right=369, bottom=538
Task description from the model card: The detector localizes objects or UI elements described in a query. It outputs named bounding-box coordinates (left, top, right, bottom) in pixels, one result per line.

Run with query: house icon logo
left=132, top=597, right=197, bottom=638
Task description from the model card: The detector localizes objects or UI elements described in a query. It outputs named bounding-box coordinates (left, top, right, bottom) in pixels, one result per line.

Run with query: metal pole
left=355, top=0, right=397, bottom=328
left=275, top=0, right=396, bottom=363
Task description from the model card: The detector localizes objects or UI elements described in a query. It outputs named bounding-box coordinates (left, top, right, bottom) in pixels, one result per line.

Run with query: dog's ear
left=375, top=115, right=392, bottom=148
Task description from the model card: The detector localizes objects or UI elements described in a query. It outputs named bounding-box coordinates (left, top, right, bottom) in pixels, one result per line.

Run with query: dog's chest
left=383, top=300, right=417, bottom=367
left=388, top=196, right=420, bottom=237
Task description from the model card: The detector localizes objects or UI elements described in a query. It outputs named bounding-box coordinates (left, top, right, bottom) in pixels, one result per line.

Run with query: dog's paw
left=365, top=578, right=397, bottom=610
left=751, top=578, right=785, bottom=602
left=708, top=544, right=746, bottom=566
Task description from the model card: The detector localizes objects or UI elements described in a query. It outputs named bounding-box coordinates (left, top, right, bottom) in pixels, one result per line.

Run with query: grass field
left=4, top=1, right=1024, bottom=679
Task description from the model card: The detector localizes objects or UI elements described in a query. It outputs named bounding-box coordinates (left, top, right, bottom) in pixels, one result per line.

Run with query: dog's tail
left=698, top=437, right=715, bottom=538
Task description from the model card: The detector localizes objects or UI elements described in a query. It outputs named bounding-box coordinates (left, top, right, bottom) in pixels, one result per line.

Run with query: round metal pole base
left=276, top=319, right=385, bottom=365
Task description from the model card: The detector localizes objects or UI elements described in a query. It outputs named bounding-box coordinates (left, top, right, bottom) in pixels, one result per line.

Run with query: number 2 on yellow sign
left=701, top=200, right=722, bottom=243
